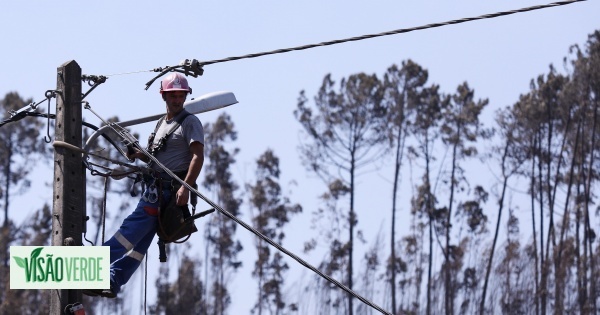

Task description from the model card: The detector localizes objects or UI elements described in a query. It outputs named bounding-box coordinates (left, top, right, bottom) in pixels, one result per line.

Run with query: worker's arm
left=176, top=141, right=204, bottom=206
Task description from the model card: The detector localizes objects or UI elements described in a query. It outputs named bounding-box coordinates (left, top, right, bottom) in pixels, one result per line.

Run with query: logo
left=172, top=76, right=182, bottom=88
left=10, top=246, right=110, bottom=289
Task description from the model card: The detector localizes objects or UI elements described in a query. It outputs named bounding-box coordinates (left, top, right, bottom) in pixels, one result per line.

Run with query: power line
left=197, top=0, right=586, bottom=67
left=105, top=69, right=155, bottom=77
left=142, top=0, right=586, bottom=89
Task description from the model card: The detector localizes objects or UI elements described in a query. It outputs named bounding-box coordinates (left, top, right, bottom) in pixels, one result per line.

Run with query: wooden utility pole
left=50, top=60, right=85, bottom=315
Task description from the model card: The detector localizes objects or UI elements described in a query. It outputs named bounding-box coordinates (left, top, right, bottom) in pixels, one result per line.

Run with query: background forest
left=0, top=27, right=598, bottom=315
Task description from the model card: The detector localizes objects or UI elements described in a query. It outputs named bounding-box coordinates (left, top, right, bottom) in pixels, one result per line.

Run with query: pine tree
left=407, top=84, right=447, bottom=315
left=202, top=113, right=243, bottom=315
left=295, top=72, right=387, bottom=315
left=0, top=92, right=46, bottom=265
left=439, top=82, right=488, bottom=314
left=0, top=204, right=52, bottom=314
left=381, top=60, right=427, bottom=314
left=152, top=247, right=206, bottom=314
left=247, top=149, right=301, bottom=314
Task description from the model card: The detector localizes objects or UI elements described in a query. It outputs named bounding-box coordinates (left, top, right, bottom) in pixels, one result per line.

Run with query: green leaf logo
left=13, top=256, right=26, bottom=269
left=31, top=247, right=43, bottom=260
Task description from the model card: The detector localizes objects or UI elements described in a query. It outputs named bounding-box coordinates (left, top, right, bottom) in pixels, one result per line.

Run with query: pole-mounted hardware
left=81, top=74, right=107, bottom=100
left=144, top=58, right=204, bottom=91
left=5, top=89, right=60, bottom=119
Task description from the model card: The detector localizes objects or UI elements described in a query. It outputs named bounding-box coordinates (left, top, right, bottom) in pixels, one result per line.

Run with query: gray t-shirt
left=150, top=110, right=204, bottom=172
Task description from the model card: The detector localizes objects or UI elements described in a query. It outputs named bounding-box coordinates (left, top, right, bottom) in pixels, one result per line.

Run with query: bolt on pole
left=50, top=60, right=86, bottom=314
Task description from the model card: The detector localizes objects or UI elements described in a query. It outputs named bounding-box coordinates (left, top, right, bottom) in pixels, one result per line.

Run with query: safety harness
left=147, top=110, right=192, bottom=156
left=146, top=110, right=202, bottom=262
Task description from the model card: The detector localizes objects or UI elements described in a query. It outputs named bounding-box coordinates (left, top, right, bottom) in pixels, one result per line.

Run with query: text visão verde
left=23, top=255, right=104, bottom=282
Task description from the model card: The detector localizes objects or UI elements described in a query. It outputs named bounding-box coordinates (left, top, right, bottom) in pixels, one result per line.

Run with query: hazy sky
left=1, top=1, right=598, bottom=313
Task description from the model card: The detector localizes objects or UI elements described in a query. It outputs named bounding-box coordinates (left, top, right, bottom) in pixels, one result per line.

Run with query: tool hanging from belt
left=141, top=171, right=193, bottom=262
left=154, top=173, right=215, bottom=262
left=153, top=171, right=198, bottom=242
left=155, top=175, right=215, bottom=262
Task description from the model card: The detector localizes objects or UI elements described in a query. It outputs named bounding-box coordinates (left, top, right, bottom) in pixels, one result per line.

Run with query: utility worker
left=84, top=73, right=205, bottom=298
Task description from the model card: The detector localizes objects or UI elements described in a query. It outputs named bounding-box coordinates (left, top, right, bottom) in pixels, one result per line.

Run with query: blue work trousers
left=103, top=186, right=172, bottom=293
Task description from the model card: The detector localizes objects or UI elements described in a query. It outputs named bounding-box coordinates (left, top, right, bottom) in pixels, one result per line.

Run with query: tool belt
left=157, top=182, right=199, bottom=243
left=146, top=171, right=199, bottom=243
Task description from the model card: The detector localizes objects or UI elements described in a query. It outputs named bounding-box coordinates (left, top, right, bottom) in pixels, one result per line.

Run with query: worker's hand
left=126, top=147, right=147, bottom=162
left=176, top=185, right=189, bottom=206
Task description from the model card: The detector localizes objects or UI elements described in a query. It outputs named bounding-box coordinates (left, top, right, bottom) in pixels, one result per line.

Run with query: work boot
left=82, top=286, right=117, bottom=299
left=99, top=287, right=117, bottom=298
left=82, top=289, right=100, bottom=297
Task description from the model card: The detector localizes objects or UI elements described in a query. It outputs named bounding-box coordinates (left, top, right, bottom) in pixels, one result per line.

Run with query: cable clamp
left=144, top=58, right=204, bottom=91
left=178, top=59, right=204, bottom=77
left=81, top=75, right=108, bottom=100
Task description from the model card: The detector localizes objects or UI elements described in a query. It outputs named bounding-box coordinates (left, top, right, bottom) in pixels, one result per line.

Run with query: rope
left=102, top=175, right=108, bottom=244
left=200, top=0, right=582, bottom=66
left=144, top=255, right=148, bottom=315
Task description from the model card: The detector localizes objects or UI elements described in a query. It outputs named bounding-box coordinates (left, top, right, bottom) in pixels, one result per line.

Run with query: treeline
left=291, top=30, right=599, bottom=315
left=0, top=30, right=598, bottom=315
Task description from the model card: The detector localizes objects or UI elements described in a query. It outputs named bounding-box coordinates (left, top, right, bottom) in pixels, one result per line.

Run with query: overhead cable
left=143, top=0, right=586, bottom=89
left=200, top=0, right=586, bottom=66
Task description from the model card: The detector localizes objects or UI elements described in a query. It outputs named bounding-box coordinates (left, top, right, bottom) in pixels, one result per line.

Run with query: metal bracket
left=81, top=74, right=107, bottom=100
left=144, top=58, right=204, bottom=91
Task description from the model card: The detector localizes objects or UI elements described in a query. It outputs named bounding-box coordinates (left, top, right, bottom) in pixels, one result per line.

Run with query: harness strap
left=130, top=173, right=143, bottom=197
left=147, top=110, right=192, bottom=156
left=145, top=110, right=195, bottom=262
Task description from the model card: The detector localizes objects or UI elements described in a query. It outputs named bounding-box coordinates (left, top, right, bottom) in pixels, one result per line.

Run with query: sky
left=1, top=1, right=599, bottom=313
